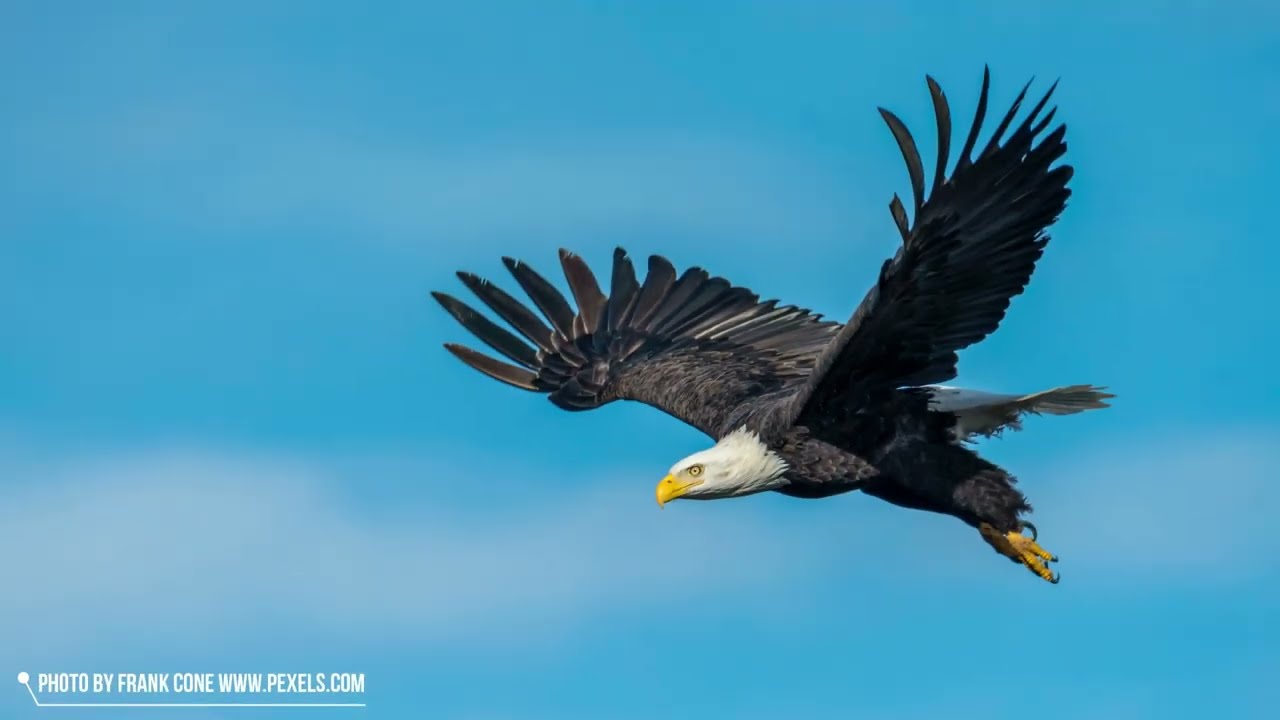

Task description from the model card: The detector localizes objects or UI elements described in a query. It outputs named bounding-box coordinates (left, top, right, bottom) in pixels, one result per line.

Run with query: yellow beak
left=656, top=474, right=702, bottom=507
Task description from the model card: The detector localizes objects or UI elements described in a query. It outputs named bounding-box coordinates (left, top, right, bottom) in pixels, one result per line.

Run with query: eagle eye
left=688, top=464, right=704, bottom=477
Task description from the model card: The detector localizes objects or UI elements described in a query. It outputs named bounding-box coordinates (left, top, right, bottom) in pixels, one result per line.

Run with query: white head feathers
left=666, top=426, right=790, bottom=500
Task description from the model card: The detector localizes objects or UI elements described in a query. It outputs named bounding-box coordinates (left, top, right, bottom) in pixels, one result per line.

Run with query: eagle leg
left=979, top=522, right=1060, bottom=584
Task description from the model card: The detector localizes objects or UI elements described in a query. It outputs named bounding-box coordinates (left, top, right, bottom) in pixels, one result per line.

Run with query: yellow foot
left=979, top=521, right=1059, bottom=584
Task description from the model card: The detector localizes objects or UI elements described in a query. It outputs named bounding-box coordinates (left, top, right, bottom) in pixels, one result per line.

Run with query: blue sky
left=2, top=1, right=1278, bottom=718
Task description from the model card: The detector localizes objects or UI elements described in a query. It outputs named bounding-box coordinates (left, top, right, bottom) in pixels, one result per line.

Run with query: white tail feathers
left=1013, top=384, right=1115, bottom=415
left=927, top=384, right=1114, bottom=442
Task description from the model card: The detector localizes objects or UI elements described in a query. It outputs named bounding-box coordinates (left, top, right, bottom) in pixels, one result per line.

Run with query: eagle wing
left=780, top=68, right=1073, bottom=430
left=434, top=248, right=838, bottom=437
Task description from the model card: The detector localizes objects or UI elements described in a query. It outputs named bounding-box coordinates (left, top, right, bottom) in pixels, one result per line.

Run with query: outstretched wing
left=784, top=68, right=1073, bottom=429
left=433, top=248, right=838, bottom=437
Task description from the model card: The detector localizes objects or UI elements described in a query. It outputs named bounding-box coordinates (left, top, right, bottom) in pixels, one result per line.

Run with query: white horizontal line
left=35, top=703, right=366, bottom=708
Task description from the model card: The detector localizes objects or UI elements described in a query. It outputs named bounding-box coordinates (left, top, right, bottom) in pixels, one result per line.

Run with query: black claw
left=1049, top=571, right=1061, bottom=585
left=1021, top=521, right=1038, bottom=541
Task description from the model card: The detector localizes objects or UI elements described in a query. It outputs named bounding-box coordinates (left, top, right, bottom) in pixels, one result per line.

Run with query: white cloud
left=0, top=447, right=812, bottom=652
left=0, top=427, right=1273, bottom=657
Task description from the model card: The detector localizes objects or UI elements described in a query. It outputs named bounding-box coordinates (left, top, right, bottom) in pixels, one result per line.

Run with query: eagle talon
left=979, top=522, right=1061, bottom=584
left=1020, top=521, right=1038, bottom=541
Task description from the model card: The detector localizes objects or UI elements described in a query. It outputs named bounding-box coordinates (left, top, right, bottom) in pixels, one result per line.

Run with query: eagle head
left=655, top=427, right=790, bottom=506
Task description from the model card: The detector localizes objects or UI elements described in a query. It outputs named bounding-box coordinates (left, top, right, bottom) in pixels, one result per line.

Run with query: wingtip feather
left=442, top=342, right=542, bottom=392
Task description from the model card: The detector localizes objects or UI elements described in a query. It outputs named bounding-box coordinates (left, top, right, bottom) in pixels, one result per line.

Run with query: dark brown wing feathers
left=501, top=256, right=576, bottom=338
left=434, top=247, right=839, bottom=436
left=787, top=67, right=1072, bottom=427
left=443, top=343, right=542, bottom=391
left=432, top=291, right=539, bottom=368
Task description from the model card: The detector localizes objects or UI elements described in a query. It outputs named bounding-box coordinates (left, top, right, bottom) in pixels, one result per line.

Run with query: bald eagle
left=432, top=69, right=1112, bottom=584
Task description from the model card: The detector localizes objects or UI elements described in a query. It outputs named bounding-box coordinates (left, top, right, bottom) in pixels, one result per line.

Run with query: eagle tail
left=1014, top=384, right=1115, bottom=415
left=929, top=384, right=1114, bottom=441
